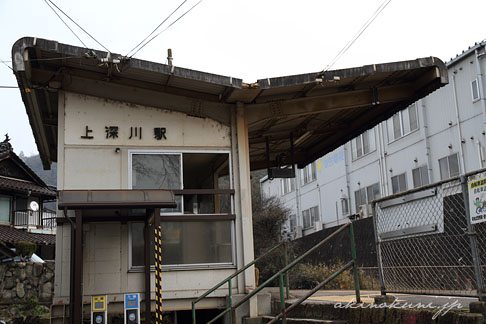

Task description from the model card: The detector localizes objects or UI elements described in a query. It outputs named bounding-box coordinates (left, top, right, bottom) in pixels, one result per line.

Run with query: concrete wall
left=55, top=92, right=239, bottom=311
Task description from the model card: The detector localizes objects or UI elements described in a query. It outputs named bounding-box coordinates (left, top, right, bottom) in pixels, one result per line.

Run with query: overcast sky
left=0, top=0, right=485, bottom=157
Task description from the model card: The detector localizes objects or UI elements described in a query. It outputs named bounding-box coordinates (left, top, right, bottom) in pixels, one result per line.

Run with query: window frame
left=472, top=79, right=480, bottom=102
left=354, top=183, right=380, bottom=211
left=412, top=165, right=429, bottom=188
left=351, top=129, right=376, bottom=160
left=127, top=149, right=236, bottom=270
left=302, top=206, right=318, bottom=230
left=387, top=104, right=419, bottom=143
left=391, top=173, right=408, bottom=194
left=281, top=178, right=295, bottom=196
left=300, top=162, right=316, bottom=186
left=439, top=153, right=460, bottom=180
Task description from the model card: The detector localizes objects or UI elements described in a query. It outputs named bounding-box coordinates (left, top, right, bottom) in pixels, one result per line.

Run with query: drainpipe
left=378, top=123, right=390, bottom=196
left=376, top=125, right=386, bottom=197
left=452, top=74, right=467, bottom=174
left=343, top=144, right=352, bottom=214
left=294, top=167, right=301, bottom=229
left=475, top=47, right=486, bottom=134
left=420, top=99, right=434, bottom=182
left=478, top=140, right=484, bottom=169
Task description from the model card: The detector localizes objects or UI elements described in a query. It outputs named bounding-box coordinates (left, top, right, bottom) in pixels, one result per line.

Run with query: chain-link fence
left=373, top=169, right=486, bottom=298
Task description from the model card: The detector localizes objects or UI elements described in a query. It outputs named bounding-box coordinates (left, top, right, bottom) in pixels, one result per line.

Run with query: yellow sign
left=92, top=296, right=107, bottom=311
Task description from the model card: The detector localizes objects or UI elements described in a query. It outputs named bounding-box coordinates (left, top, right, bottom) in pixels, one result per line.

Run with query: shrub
left=14, top=241, right=37, bottom=259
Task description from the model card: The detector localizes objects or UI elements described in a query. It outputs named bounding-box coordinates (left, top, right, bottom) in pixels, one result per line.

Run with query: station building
left=12, top=36, right=447, bottom=323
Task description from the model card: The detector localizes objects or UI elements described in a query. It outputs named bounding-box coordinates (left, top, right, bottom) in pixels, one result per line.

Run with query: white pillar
left=231, top=102, right=257, bottom=317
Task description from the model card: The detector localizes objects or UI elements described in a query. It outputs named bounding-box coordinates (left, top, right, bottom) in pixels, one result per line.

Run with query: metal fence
left=373, top=169, right=486, bottom=299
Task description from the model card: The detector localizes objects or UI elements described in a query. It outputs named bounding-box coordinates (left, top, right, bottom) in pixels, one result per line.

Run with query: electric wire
left=45, top=0, right=110, bottom=52
left=0, top=58, right=13, bottom=71
left=130, top=0, right=204, bottom=58
left=126, top=0, right=189, bottom=57
left=0, top=86, right=18, bottom=89
left=44, top=0, right=88, bottom=49
left=321, top=0, right=393, bottom=74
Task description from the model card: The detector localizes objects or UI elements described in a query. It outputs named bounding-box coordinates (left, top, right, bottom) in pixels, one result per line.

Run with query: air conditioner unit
left=359, top=204, right=370, bottom=218
left=314, top=220, right=323, bottom=231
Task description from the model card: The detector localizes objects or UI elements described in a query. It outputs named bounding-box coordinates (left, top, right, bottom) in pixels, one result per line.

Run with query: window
left=302, top=206, right=318, bottom=229
left=439, top=153, right=460, bottom=180
left=0, top=196, right=10, bottom=223
left=391, top=173, right=407, bottom=194
left=300, top=162, right=316, bottom=186
left=289, top=214, right=297, bottom=231
left=472, top=79, right=480, bottom=102
left=387, top=104, right=419, bottom=142
left=341, top=198, right=349, bottom=216
left=281, top=178, right=295, bottom=195
left=351, top=129, right=376, bottom=159
left=412, top=165, right=429, bottom=188
left=130, top=221, right=233, bottom=267
left=128, top=150, right=234, bottom=268
left=354, top=183, right=380, bottom=211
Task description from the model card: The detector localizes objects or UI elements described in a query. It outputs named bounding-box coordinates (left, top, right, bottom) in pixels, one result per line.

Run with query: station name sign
left=80, top=125, right=167, bottom=140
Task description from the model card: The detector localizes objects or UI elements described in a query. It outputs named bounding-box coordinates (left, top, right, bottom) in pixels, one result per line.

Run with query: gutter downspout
left=420, top=99, right=434, bottom=182
left=378, top=123, right=390, bottom=196
left=376, top=125, right=386, bottom=198
left=343, top=144, right=352, bottom=215
left=452, top=74, right=467, bottom=174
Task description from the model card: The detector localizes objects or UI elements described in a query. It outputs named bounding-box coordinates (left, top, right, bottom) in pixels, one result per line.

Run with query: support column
left=154, top=208, right=163, bottom=323
left=233, top=102, right=257, bottom=317
left=144, top=212, right=152, bottom=324
left=72, top=210, right=83, bottom=324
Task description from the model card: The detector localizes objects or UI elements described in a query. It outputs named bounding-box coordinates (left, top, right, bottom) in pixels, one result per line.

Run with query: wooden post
left=72, top=210, right=83, bottom=324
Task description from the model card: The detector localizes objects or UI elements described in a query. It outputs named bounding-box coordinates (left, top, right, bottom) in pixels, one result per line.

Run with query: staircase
left=192, top=222, right=360, bottom=324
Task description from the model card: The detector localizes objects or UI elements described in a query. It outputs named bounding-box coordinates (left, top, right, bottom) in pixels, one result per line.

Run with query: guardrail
left=13, top=209, right=57, bottom=230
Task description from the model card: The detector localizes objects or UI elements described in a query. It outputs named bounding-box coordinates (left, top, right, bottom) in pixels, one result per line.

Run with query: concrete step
left=260, top=316, right=348, bottom=324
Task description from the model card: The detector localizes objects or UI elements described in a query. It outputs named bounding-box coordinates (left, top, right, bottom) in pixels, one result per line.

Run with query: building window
left=130, top=221, right=233, bottom=267
left=351, top=129, right=376, bottom=159
left=391, top=173, right=407, bottom=194
left=412, top=165, right=429, bottom=188
left=439, top=153, right=460, bottom=180
left=302, top=206, right=318, bottom=229
left=128, top=150, right=234, bottom=268
left=300, top=162, right=316, bottom=186
left=281, top=178, right=295, bottom=195
left=387, top=104, right=419, bottom=142
left=289, top=214, right=297, bottom=231
left=0, top=196, right=11, bottom=223
left=341, top=198, right=349, bottom=216
left=472, top=79, right=480, bottom=102
left=354, top=183, right=380, bottom=211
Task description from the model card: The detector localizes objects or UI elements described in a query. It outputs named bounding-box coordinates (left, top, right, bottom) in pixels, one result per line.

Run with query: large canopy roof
left=12, top=37, right=447, bottom=170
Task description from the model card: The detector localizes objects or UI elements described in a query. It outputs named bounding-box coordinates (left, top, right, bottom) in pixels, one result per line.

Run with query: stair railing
left=192, top=221, right=360, bottom=324
left=191, top=240, right=290, bottom=324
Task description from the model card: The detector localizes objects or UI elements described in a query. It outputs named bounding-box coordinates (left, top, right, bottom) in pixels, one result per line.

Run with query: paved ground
left=287, top=290, right=477, bottom=309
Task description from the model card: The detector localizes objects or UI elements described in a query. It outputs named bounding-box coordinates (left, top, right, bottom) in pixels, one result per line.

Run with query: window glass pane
left=409, top=105, right=418, bottom=131
left=472, top=79, right=479, bottom=101
left=0, top=197, right=10, bottom=223
left=354, top=191, right=361, bottom=212
left=356, top=136, right=363, bottom=158
left=362, top=133, right=370, bottom=155
left=132, top=154, right=181, bottom=189
left=302, top=210, right=310, bottom=228
left=420, top=166, right=429, bottom=185
left=310, top=162, right=316, bottom=181
left=368, top=129, right=376, bottom=152
left=366, top=183, right=380, bottom=202
left=439, top=157, right=449, bottom=180
left=131, top=221, right=233, bottom=267
left=402, top=109, right=411, bottom=134
left=387, top=118, right=394, bottom=142
left=412, top=168, right=421, bottom=188
left=341, top=199, right=349, bottom=215
left=448, top=154, right=460, bottom=177
left=399, top=173, right=407, bottom=192
left=393, top=114, right=401, bottom=140
left=391, top=176, right=399, bottom=194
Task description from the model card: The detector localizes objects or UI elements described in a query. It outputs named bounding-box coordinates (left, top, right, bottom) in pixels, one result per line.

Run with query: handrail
left=192, top=221, right=361, bottom=324
left=191, top=240, right=289, bottom=324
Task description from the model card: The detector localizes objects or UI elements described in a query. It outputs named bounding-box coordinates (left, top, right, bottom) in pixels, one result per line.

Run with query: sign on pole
left=469, top=172, right=486, bottom=224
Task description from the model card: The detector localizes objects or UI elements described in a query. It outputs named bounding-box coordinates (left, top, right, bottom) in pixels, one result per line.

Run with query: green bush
left=290, top=260, right=355, bottom=290
left=14, top=241, right=37, bottom=259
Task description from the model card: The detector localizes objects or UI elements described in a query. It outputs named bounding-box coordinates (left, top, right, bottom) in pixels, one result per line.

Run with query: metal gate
left=373, top=169, right=486, bottom=299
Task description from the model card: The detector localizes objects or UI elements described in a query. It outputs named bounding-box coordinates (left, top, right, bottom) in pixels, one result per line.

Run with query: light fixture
left=294, top=131, right=312, bottom=146
left=115, top=147, right=120, bottom=153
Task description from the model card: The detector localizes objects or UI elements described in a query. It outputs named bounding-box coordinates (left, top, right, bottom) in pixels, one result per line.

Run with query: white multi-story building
left=261, top=41, right=486, bottom=240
